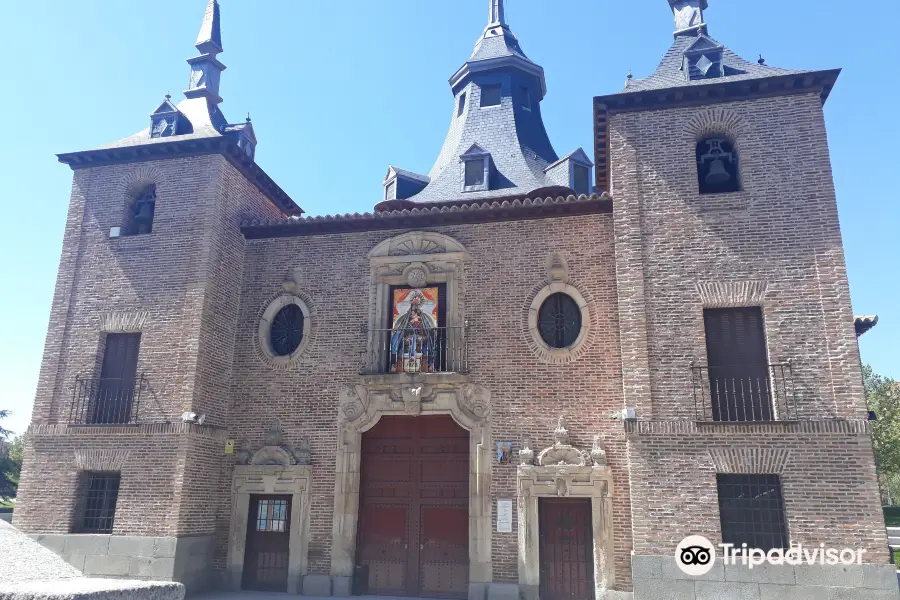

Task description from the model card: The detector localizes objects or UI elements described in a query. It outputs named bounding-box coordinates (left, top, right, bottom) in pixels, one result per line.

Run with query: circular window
left=258, top=294, right=313, bottom=367
left=270, top=304, right=305, bottom=356
left=537, top=293, right=582, bottom=349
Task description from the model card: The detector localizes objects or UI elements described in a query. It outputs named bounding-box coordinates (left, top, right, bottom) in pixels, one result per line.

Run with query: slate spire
left=184, top=0, right=227, bottom=105
left=489, top=0, right=506, bottom=27
left=195, top=0, right=223, bottom=53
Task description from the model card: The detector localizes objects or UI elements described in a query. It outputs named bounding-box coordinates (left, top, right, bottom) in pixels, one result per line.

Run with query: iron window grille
left=537, top=292, right=582, bottom=349
left=717, top=474, right=789, bottom=552
left=77, top=472, right=121, bottom=534
left=691, top=363, right=797, bottom=422
left=270, top=304, right=305, bottom=357
left=70, top=375, right=145, bottom=425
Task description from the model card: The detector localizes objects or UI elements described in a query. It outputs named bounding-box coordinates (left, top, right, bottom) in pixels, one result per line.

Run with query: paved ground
left=194, top=594, right=417, bottom=600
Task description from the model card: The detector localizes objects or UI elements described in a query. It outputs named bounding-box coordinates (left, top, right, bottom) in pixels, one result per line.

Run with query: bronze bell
left=705, top=158, right=731, bottom=185
left=135, top=201, right=154, bottom=221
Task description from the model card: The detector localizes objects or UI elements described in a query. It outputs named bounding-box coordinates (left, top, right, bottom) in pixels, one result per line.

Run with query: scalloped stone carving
left=535, top=417, right=595, bottom=467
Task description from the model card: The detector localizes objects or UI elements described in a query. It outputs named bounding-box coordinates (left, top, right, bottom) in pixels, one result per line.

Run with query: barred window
left=717, top=474, right=788, bottom=552
left=77, top=472, right=121, bottom=534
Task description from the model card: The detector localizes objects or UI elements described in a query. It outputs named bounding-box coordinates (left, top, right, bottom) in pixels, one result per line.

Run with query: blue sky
left=0, top=1, right=896, bottom=435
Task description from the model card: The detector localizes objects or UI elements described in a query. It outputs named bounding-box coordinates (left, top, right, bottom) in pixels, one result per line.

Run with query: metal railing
left=364, top=326, right=468, bottom=375
left=691, top=363, right=796, bottom=422
left=70, top=375, right=145, bottom=425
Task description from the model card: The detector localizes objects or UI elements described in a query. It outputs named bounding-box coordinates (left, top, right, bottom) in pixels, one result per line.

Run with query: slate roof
left=469, top=26, right=532, bottom=64
left=393, top=0, right=589, bottom=206
left=625, top=33, right=808, bottom=93
left=91, top=97, right=227, bottom=151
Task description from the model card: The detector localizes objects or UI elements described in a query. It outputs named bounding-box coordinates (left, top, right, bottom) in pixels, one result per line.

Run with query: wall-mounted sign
left=224, top=439, right=235, bottom=454
left=497, top=499, right=513, bottom=533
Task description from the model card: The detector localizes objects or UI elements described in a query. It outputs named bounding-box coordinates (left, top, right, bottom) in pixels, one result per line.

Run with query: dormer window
left=573, top=164, right=590, bottom=196
left=521, top=86, right=532, bottom=111
left=460, top=144, right=491, bottom=193
left=481, top=84, right=501, bottom=107
left=464, top=160, right=485, bottom=187
left=125, top=185, right=157, bottom=236
left=697, top=136, right=740, bottom=194
left=682, top=35, right=727, bottom=81
left=385, top=181, right=396, bottom=201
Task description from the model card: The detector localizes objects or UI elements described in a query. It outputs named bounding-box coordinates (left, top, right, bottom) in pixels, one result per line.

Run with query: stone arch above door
left=329, top=380, right=492, bottom=599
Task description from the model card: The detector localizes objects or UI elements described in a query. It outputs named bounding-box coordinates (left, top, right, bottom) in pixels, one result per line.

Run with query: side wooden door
left=539, top=498, right=594, bottom=600
left=242, top=495, right=291, bottom=592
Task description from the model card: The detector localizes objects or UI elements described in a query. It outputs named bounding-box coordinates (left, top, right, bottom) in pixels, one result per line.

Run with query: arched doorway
left=356, top=415, right=469, bottom=598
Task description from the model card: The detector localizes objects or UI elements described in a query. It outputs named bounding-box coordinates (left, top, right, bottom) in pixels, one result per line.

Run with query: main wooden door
left=357, top=415, right=469, bottom=598
left=539, top=498, right=594, bottom=600
left=242, top=495, right=291, bottom=592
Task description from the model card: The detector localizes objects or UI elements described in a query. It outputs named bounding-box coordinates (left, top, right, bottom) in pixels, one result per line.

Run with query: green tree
left=0, top=410, right=17, bottom=501
left=864, top=365, right=900, bottom=504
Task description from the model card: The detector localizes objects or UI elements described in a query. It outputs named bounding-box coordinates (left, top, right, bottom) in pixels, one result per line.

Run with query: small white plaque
left=497, top=499, right=513, bottom=533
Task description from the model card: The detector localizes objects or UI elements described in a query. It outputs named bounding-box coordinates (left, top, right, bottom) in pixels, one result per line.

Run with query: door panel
left=419, top=504, right=469, bottom=597
left=94, top=333, right=141, bottom=424
left=539, top=498, right=594, bottom=600
left=357, top=415, right=469, bottom=598
left=358, top=504, right=409, bottom=595
left=242, top=495, right=291, bottom=592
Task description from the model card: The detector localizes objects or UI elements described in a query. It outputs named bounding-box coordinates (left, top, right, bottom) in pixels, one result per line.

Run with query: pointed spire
left=184, top=0, right=227, bottom=105
left=195, top=0, right=223, bottom=53
left=489, top=0, right=506, bottom=27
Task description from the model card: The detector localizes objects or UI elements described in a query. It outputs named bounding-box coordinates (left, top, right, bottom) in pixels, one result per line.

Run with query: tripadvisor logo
left=675, top=536, right=868, bottom=576
left=676, top=536, right=717, bottom=576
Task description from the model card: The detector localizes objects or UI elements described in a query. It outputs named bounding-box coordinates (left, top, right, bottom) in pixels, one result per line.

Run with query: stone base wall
left=29, top=534, right=215, bottom=595
left=632, top=555, right=899, bottom=599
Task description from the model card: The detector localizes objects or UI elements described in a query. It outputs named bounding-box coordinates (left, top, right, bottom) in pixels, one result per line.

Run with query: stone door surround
left=332, top=377, right=492, bottom=600
left=227, top=428, right=311, bottom=594
left=517, top=418, right=616, bottom=600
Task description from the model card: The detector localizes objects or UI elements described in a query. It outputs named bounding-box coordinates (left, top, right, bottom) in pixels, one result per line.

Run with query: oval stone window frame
left=258, top=294, right=313, bottom=368
left=526, top=283, right=592, bottom=364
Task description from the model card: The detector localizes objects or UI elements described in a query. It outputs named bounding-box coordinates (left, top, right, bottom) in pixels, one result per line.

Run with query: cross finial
left=489, top=0, right=506, bottom=27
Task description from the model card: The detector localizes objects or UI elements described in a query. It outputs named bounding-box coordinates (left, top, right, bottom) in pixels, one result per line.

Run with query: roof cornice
left=595, top=69, right=841, bottom=115
left=242, top=193, right=611, bottom=240
left=56, top=137, right=302, bottom=216
left=450, top=54, right=547, bottom=98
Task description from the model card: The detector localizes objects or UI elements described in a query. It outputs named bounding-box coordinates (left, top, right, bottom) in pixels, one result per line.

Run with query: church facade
left=13, top=1, right=895, bottom=599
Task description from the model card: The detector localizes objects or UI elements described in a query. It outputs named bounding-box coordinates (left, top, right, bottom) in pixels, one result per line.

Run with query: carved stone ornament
left=235, top=424, right=310, bottom=467
left=339, top=386, right=369, bottom=423
left=554, top=473, right=569, bottom=497
left=460, top=384, right=491, bottom=419
left=534, top=416, right=597, bottom=467
left=282, top=268, right=302, bottom=293
left=547, top=252, right=569, bottom=284
left=389, top=384, right=434, bottom=416
left=406, top=267, right=428, bottom=288
left=591, top=435, right=607, bottom=466
left=519, top=436, right=535, bottom=466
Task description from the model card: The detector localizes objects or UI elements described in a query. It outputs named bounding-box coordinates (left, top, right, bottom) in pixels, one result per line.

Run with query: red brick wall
left=225, top=214, right=632, bottom=585
left=17, top=154, right=284, bottom=539
left=608, top=91, right=885, bottom=568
